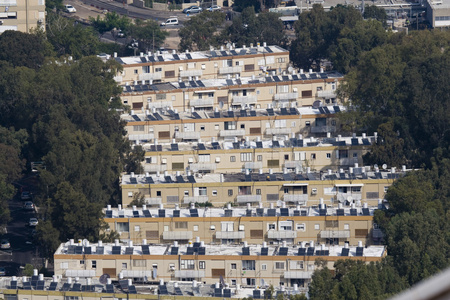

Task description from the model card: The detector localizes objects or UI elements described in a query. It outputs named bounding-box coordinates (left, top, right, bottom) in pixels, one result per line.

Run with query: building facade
left=0, top=0, right=45, bottom=33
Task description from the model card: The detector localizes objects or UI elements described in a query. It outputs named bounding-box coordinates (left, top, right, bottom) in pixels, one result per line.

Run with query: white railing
left=310, top=126, right=336, bottom=133
left=175, top=131, right=201, bottom=140
left=189, top=98, right=214, bottom=107
left=216, top=231, right=245, bottom=239
left=336, top=193, right=362, bottom=202
left=219, top=66, right=242, bottom=74
left=175, top=270, right=205, bottom=278
left=163, top=231, right=193, bottom=240
left=284, top=271, right=314, bottom=279
left=232, top=96, right=257, bottom=105
left=139, top=72, right=162, bottom=81
left=244, top=162, right=263, bottom=169
left=122, top=270, right=153, bottom=278
left=268, top=230, right=297, bottom=239
left=220, top=129, right=246, bottom=137
left=317, top=90, right=336, bottom=99
left=183, top=196, right=209, bottom=204
left=189, top=163, right=217, bottom=171
left=283, top=194, right=308, bottom=204
left=284, top=161, right=302, bottom=169
left=274, top=92, right=298, bottom=101
left=339, top=158, right=359, bottom=166
left=129, top=134, right=154, bottom=141
left=266, top=128, right=292, bottom=135
left=147, top=101, right=172, bottom=109
left=180, top=70, right=203, bottom=77
left=66, top=270, right=96, bottom=277
left=320, top=230, right=350, bottom=238
left=144, top=165, right=167, bottom=172
left=236, top=195, right=262, bottom=203
left=145, top=197, right=163, bottom=205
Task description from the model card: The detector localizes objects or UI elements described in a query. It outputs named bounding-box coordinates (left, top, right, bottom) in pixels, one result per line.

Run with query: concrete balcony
left=180, top=70, right=203, bottom=77
left=266, top=128, right=292, bottom=135
left=283, top=194, right=308, bottom=205
left=310, top=126, right=336, bottom=133
left=219, top=66, right=242, bottom=74
left=175, top=131, right=201, bottom=140
left=147, top=101, right=172, bottom=109
left=189, top=98, right=214, bottom=107
left=139, top=72, right=162, bottom=81
left=113, top=76, right=122, bottom=83
left=336, top=193, right=362, bottom=202
left=189, top=163, right=217, bottom=171
left=65, top=270, right=96, bottom=278
left=236, top=195, right=262, bottom=203
left=320, top=230, right=350, bottom=239
left=145, top=197, right=163, bottom=205
left=339, top=158, right=359, bottom=166
left=175, top=270, right=205, bottom=278
left=244, top=162, right=263, bottom=170
left=274, top=92, right=298, bottom=101
left=144, top=165, right=167, bottom=172
left=128, top=133, right=154, bottom=141
left=316, top=90, right=336, bottom=99
left=220, top=129, right=246, bottom=137
left=183, top=196, right=209, bottom=204
left=216, top=231, right=245, bottom=239
left=163, top=231, right=193, bottom=240
left=284, top=161, right=302, bottom=169
left=268, top=230, right=297, bottom=239
left=284, top=271, right=314, bottom=279
left=232, top=96, right=257, bottom=105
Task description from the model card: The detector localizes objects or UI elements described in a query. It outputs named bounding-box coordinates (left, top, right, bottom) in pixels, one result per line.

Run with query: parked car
left=20, top=191, right=31, bottom=200
left=0, top=267, right=6, bottom=276
left=29, top=218, right=38, bottom=227
left=183, top=5, right=202, bottom=14
left=207, top=5, right=221, bottom=11
left=23, top=201, right=35, bottom=211
left=64, top=4, right=76, bottom=13
left=160, top=16, right=179, bottom=26
left=1, top=239, right=10, bottom=250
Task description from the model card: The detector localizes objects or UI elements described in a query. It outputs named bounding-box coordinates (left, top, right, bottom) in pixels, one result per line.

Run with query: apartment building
left=121, top=167, right=404, bottom=207
left=103, top=203, right=383, bottom=246
left=113, top=44, right=290, bottom=85
left=0, top=0, right=45, bottom=33
left=54, top=240, right=386, bottom=287
left=120, top=71, right=341, bottom=112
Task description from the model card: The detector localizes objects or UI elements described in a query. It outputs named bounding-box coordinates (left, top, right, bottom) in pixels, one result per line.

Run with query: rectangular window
left=212, top=190, right=218, bottom=196
left=122, top=263, right=127, bottom=270
left=165, top=70, right=175, bottom=78
left=326, top=153, right=331, bottom=159
left=261, top=264, right=267, bottom=270
left=181, top=260, right=195, bottom=270
left=155, top=67, right=162, bottom=72
left=314, top=224, right=320, bottom=230
left=116, top=222, right=129, bottom=232
left=355, top=229, right=369, bottom=238
left=193, top=225, right=199, bottom=232
left=228, top=189, right=233, bottom=196
left=230, top=156, right=236, bottom=162
left=268, top=224, right=276, bottom=230
left=250, top=127, right=261, bottom=134
left=172, top=162, right=184, bottom=170
left=339, top=150, right=348, bottom=158
left=344, top=224, right=349, bottom=230
left=134, top=225, right=140, bottom=232
left=250, top=230, right=263, bottom=238
left=132, top=102, right=143, bottom=109
left=244, top=64, right=255, bottom=71
left=225, top=121, right=237, bottom=130
left=257, top=155, right=262, bottom=161
left=242, top=260, right=255, bottom=270
left=133, top=260, right=146, bottom=267
left=267, top=159, right=279, bottom=167
left=231, top=263, right=237, bottom=270
left=158, top=131, right=170, bottom=138
left=240, top=153, right=253, bottom=162
left=92, top=261, right=96, bottom=269
left=80, top=260, right=85, bottom=265
left=175, top=222, right=188, bottom=229
left=366, top=192, right=379, bottom=199
left=301, top=90, right=313, bottom=98
left=199, top=261, right=206, bottom=269
left=238, top=186, right=251, bottom=195
left=296, top=223, right=305, bottom=231
left=275, top=262, right=285, bottom=270
left=199, top=187, right=207, bottom=196
left=256, top=189, right=261, bottom=195
left=156, top=93, right=166, bottom=100
left=326, top=220, right=339, bottom=228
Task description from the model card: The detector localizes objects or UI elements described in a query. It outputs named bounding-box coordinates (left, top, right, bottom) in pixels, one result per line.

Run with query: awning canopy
left=283, top=183, right=309, bottom=187
left=335, top=183, right=364, bottom=187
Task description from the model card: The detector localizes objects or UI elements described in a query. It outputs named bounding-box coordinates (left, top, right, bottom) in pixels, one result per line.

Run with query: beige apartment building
left=103, top=204, right=383, bottom=246
left=123, top=106, right=343, bottom=144
left=114, top=44, right=290, bottom=85
left=120, top=168, right=403, bottom=208
left=120, top=72, right=341, bottom=113
left=53, top=240, right=386, bottom=287
left=135, top=134, right=372, bottom=174
left=0, top=0, right=45, bottom=33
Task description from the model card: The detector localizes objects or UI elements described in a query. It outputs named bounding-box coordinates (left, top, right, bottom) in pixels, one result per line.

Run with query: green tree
left=128, top=19, right=169, bottom=52
left=90, top=12, right=131, bottom=40
left=233, top=0, right=261, bottom=12
left=364, top=5, right=387, bottom=25
left=124, top=145, right=145, bottom=174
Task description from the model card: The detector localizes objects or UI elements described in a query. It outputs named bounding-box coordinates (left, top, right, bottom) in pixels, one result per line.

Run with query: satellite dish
left=374, top=164, right=378, bottom=169
left=99, top=274, right=110, bottom=285
left=382, top=164, right=387, bottom=170
left=312, top=100, right=321, bottom=109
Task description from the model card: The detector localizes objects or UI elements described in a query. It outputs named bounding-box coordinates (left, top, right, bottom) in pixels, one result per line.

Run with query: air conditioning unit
left=311, top=188, right=318, bottom=195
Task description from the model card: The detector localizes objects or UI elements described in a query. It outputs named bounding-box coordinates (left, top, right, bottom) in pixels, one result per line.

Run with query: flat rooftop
left=115, top=45, right=288, bottom=66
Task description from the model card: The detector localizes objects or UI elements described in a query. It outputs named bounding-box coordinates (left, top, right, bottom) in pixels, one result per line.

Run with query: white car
left=208, top=5, right=221, bottom=11
left=64, top=4, right=76, bottom=13
left=29, top=218, right=38, bottom=227
left=160, top=17, right=179, bottom=26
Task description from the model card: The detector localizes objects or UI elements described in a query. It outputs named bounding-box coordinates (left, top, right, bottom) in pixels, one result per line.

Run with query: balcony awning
left=283, top=183, right=309, bottom=186
left=194, top=90, right=216, bottom=93
left=335, top=184, right=364, bottom=187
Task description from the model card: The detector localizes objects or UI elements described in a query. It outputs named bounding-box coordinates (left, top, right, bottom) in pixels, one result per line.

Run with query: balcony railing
left=284, top=271, right=314, bottom=279
left=180, top=70, right=202, bottom=77
left=163, top=231, right=193, bottom=240
left=320, top=230, right=350, bottom=239
left=268, top=230, right=297, bottom=239
left=139, top=72, right=162, bottom=81
left=144, top=197, right=163, bottom=205
left=65, top=270, right=96, bottom=278
left=266, top=128, right=292, bottom=135
left=216, top=231, right=245, bottom=239
left=147, top=101, right=172, bottom=109
left=236, top=195, right=262, bottom=203
left=128, top=134, right=154, bottom=141
left=175, top=131, right=201, bottom=140
left=284, top=161, right=302, bottom=169
left=122, top=270, right=152, bottom=278
left=316, top=90, right=336, bottom=99
left=189, top=98, right=214, bottom=107
left=274, top=92, right=298, bottom=101
left=220, top=129, right=246, bottom=137
left=283, top=194, right=308, bottom=204
left=310, top=126, right=336, bottom=133
left=219, top=66, right=242, bottom=74
left=189, top=163, right=217, bottom=171
left=336, top=193, right=362, bottom=202
left=339, top=158, right=359, bottom=166
left=175, top=270, right=205, bottom=278
left=144, top=165, right=167, bottom=172
left=183, top=196, right=209, bottom=204
left=232, top=96, right=257, bottom=105
left=244, top=162, right=263, bottom=170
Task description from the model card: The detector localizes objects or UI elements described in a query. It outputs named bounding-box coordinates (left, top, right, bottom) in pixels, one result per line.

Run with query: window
left=238, top=186, right=251, bottom=195
left=268, top=224, right=276, bottom=230
left=296, top=223, right=305, bottom=231
left=311, top=153, right=316, bottom=159
left=284, top=188, right=289, bottom=194
left=199, top=154, right=210, bottom=162
left=225, top=121, right=237, bottom=130
left=367, top=192, right=379, bottom=199
left=92, top=261, right=96, bottom=269
left=80, top=260, right=85, bottom=265
left=353, top=152, right=358, bottom=158
left=122, top=263, right=127, bottom=270
left=156, top=94, right=166, bottom=100
left=326, top=153, right=331, bottom=159
left=301, top=90, right=312, bottom=98
left=133, top=260, right=146, bottom=267
left=199, top=187, right=207, bottom=196
left=175, top=222, right=188, bottom=229
left=231, top=263, right=237, bottom=270
left=199, top=261, right=206, bottom=269
left=245, top=64, right=255, bottom=71
left=326, top=220, right=339, bottom=228
left=384, top=186, right=389, bottom=193
left=215, top=124, right=220, bottom=130
left=267, top=159, right=279, bottom=167
left=240, top=153, right=253, bottom=162
left=284, top=154, right=289, bottom=160
left=156, top=191, right=161, bottom=196
left=172, top=162, right=184, bottom=170
left=277, top=85, right=289, bottom=93
left=134, top=69, right=138, bottom=74
left=155, top=67, right=162, bottom=72
left=212, top=190, right=218, bottom=196
left=230, top=156, right=236, bottom=162
left=261, top=264, right=267, bottom=270
left=133, top=125, right=144, bottom=131
left=184, top=190, right=189, bottom=196
left=116, top=222, right=129, bottom=232
left=240, top=124, right=245, bottom=129
left=314, top=224, right=320, bottom=230
left=165, top=70, right=175, bottom=78
left=275, top=262, right=285, bottom=270
left=344, top=224, right=349, bottom=230
left=250, top=127, right=261, bottom=134
left=181, top=260, right=195, bottom=270
left=305, top=121, right=311, bottom=126
left=257, top=155, right=262, bottom=161
left=128, top=192, right=133, bottom=197
left=193, top=225, right=199, bottom=232
left=200, top=126, right=205, bottom=131
left=355, top=229, right=369, bottom=238
left=256, top=189, right=261, bottom=195
left=339, top=150, right=348, bottom=158
left=228, top=189, right=233, bottom=196
left=134, top=225, right=140, bottom=232
left=242, top=260, right=255, bottom=270
left=296, top=261, right=304, bottom=269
